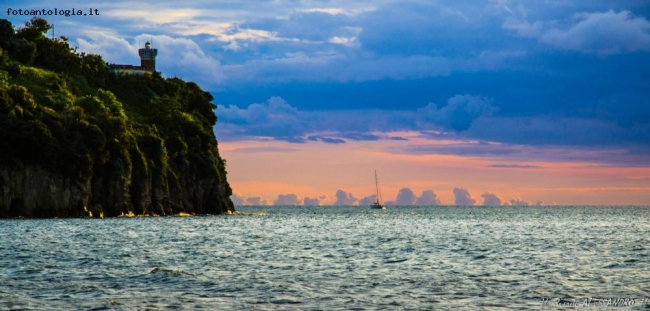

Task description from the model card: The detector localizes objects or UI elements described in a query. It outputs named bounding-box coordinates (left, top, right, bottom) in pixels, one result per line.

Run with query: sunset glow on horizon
left=218, top=131, right=650, bottom=206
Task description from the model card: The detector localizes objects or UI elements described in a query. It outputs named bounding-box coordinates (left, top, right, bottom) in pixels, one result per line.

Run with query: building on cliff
left=109, top=41, right=158, bottom=75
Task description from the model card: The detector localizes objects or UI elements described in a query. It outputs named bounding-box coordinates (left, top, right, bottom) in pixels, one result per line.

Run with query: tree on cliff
left=0, top=18, right=234, bottom=218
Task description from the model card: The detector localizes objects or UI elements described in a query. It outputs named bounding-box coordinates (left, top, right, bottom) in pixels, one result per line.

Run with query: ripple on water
left=1, top=206, right=650, bottom=310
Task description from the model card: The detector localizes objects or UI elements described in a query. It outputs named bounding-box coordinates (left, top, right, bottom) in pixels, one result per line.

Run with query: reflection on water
left=1, top=206, right=649, bottom=310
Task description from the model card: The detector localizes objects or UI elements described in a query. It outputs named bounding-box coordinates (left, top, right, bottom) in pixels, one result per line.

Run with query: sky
left=5, top=0, right=650, bottom=206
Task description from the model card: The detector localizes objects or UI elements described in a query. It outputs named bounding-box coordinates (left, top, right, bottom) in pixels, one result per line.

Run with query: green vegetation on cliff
left=0, top=17, right=234, bottom=218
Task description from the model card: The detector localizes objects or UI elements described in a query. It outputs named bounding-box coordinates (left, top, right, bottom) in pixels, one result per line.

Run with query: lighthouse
left=138, top=41, right=158, bottom=72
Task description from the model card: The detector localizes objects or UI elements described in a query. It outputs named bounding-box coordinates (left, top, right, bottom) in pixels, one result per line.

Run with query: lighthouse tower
left=138, top=41, right=158, bottom=72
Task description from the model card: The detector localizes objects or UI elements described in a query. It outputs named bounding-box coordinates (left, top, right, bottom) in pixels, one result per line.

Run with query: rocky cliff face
left=0, top=158, right=234, bottom=218
left=0, top=162, right=90, bottom=217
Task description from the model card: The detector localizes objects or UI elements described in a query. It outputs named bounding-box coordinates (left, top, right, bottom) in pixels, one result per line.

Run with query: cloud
left=481, top=192, right=503, bottom=206
left=219, top=97, right=298, bottom=125
left=390, top=140, right=518, bottom=157
left=242, top=10, right=362, bottom=45
left=213, top=27, right=281, bottom=45
left=395, top=188, right=417, bottom=205
left=214, top=97, right=418, bottom=142
left=468, top=116, right=632, bottom=146
left=334, top=190, right=358, bottom=205
left=359, top=194, right=377, bottom=205
left=417, top=95, right=496, bottom=132
left=307, top=135, right=346, bottom=144
left=339, top=132, right=382, bottom=141
left=454, top=188, right=476, bottom=206
left=230, top=193, right=245, bottom=206
left=504, top=10, right=650, bottom=55
left=488, top=164, right=542, bottom=169
left=415, top=190, right=442, bottom=205
left=246, top=196, right=269, bottom=206
left=104, top=6, right=207, bottom=24
left=507, top=198, right=530, bottom=206
left=217, top=97, right=306, bottom=142
left=392, top=136, right=650, bottom=167
left=273, top=194, right=301, bottom=205
left=303, top=197, right=321, bottom=206
left=329, top=36, right=358, bottom=47
left=221, top=52, right=440, bottom=83
left=358, top=2, right=486, bottom=56
left=303, top=195, right=328, bottom=206
left=214, top=95, right=503, bottom=144
left=207, top=2, right=530, bottom=84
left=76, top=33, right=135, bottom=64
left=502, top=18, right=543, bottom=38
left=230, top=193, right=270, bottom=205
left=299, top=7, right=375, bottom=16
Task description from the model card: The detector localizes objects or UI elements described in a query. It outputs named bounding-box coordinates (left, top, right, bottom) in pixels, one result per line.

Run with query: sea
left=1, top=205, right=649, bottom=310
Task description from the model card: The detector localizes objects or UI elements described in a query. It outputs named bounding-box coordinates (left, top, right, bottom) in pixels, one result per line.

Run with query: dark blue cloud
left=215, top=97, right=309, bottom=143
left=392, top=143, right=517, bottom=157
left=467, top=115, right=650, bottom=147
left=320, top=137, right=346, bottom=144
left=390, top=140, right=650, bottom=166
left=417, top=95, right=496, bottom=132
left=307, top=136, right=346, bottom=144
left=339, top=132, right=380, bottom=141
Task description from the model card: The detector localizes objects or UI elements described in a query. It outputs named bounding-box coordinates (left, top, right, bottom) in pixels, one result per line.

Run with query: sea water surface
left=1, top=206, right=649, bottom=310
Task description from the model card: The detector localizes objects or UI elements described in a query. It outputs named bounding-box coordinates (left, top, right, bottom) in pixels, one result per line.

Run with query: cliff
left=0, top=18, right=234, bottom=217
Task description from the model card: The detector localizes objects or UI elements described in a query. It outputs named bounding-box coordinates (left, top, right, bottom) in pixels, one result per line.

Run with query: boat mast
left=375, top=170, right=382, bottom=205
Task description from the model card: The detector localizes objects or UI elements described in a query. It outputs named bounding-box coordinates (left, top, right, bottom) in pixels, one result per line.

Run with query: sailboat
left=371, top=170, right=385, bottom=209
